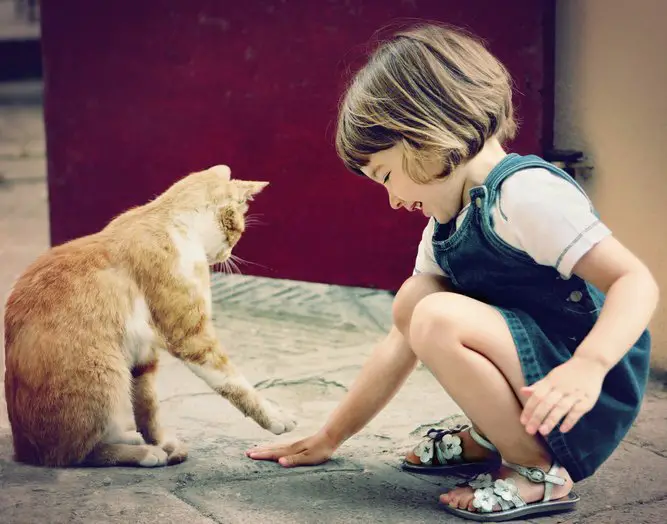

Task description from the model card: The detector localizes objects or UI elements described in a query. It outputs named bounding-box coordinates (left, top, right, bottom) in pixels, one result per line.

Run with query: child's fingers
left=278, top=450, right=325, bottom=468
left=245, top=445, right=283, bottom=457
left=245, top=444, right=277, bottom=455
left=559, top=400, right=591, bottom=433
left=520, top=386, right=534, bottom=396
left=246, top=441, right=305, bottom=460
left=538, top=395, right=578, bottom=435
left=246, top=449, right=284, bottom=461
left=524, top=390, right=564, bottom=435
left=519, top=380, right=552, bottom=426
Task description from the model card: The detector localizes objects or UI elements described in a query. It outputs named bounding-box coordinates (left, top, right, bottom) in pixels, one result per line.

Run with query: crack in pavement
left=340, top=287, right=390, bottom=334
left=170, top=488, right=223, bottom=524
left=623, top=438, right=667, bottom=460
left=174, top=465, right=365, bottom=487
left=160, top=392, right=218, bottom=403
left=254, top=376, right=349, bottom=392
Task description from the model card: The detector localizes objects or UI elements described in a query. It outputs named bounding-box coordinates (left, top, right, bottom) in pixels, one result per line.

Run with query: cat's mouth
left=212, top=249, right=231, bottom=264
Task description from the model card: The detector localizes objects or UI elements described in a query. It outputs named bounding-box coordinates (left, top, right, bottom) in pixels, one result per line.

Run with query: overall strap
left=484, top=153, right=592, bottom=207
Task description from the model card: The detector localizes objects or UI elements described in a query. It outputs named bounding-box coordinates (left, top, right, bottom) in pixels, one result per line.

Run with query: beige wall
left=555, top=0, right=667, bottom=369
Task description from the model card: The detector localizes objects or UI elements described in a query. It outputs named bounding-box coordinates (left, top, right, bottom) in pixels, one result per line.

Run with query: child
left=246, top=23, right=656, bottom=521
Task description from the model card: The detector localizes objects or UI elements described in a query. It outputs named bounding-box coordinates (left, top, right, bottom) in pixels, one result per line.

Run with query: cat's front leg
left=144, top=275, right=296, bottom=435
left=132, top=360, right=188, bottom=464
left=170, top=325, right=296, bottom=435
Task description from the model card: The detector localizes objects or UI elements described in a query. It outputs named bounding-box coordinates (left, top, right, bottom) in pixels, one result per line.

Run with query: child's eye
left=383, top=172, right=391, bottom=184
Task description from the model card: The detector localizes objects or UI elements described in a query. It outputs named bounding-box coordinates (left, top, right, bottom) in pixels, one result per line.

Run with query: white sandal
left=401, top=424, right=500, bottom=475
left=441, top=461, right=580, bottom=522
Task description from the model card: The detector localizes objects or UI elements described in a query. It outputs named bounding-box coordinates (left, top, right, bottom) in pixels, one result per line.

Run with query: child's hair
left=335, top=23, right=517, bottom=183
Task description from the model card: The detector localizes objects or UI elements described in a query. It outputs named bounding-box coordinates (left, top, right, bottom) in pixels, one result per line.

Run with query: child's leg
left=392, top=273, right=452, bottom=335
left=407, top=291, right=573, bottom=511
left=394, top=275, right=496, bottom=465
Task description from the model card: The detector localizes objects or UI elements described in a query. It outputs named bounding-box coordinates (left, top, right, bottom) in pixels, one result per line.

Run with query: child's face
left=361, top=143, right=467, bottom=223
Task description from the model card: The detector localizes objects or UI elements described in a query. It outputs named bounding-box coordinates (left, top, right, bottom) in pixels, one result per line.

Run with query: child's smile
left=361, top=139, right=507, bottom=224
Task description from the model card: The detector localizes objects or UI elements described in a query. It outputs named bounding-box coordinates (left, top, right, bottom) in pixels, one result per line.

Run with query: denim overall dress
left=431, top=153, right=651, bottom=482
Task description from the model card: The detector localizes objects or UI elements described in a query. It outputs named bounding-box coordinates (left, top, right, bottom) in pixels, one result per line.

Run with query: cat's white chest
left=171, top=230, right=208, bottom=280
left=123, top=296, right=156, bottom=367
left=169, top=224, right=213, bottom=313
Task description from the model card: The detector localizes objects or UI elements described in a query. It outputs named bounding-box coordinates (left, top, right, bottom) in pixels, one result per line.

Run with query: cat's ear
left=207, top=164, right=232, bottom=180
left=234, top=180, right=269, bottom=201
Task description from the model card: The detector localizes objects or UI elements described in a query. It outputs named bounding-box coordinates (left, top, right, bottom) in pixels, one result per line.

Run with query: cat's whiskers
left=219, top=259, right=233, bottom=275
left=228, top=257, right=242, bottom=275
left=230, top=253, right=270, bottom=271
left=244, top=213, right=266, bottom=228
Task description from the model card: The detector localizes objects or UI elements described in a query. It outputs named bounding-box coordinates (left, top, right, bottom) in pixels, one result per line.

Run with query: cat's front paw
left=263, top=403, right=297, bottom=435
left=138, top=446, right=169, bottom=467
left=159, top=436, right=188, bottom=465
left=118, top=430, right=145, bottom=446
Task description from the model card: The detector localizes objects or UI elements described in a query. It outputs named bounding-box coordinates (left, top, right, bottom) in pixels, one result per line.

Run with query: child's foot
left=440, top=461, right=574, bottom=516
left=404, top=425, right=497, bottom=466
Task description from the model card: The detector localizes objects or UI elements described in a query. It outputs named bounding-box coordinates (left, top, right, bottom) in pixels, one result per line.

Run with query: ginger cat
left=3, top=165, right=296, bottom=467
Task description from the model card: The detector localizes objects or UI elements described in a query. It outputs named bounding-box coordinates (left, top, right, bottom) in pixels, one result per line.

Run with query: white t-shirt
left=413, top=168, right=611, bottom=279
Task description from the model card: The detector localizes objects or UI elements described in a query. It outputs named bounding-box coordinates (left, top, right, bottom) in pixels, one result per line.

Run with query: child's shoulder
left=497, top=166, right=590, bottom=214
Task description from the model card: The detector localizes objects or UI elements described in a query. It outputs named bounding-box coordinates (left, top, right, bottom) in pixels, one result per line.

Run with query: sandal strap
left=425, top=424, right=467, bottom=441
left=504, top=461, right=565, bottom=502
left=467, top=477, right=527, bottom=513
left=413, top=424, right=499, bottom=466
left=414, top=425, right=469, bottom=465
left=469, top=427, right=498, bottom=452
left=427, top=424, right=497, bottom=453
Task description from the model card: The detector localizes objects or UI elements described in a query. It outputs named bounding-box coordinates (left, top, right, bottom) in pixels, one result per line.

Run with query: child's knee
left=409, top=293, right=463, bottom=355
left=392, top=274, right=450, bottom=336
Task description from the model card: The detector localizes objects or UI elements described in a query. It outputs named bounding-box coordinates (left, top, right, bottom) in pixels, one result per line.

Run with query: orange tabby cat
left=3, top=164, right=296, bottom=467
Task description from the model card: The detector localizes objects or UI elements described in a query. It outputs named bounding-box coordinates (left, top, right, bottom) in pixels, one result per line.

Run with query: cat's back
left=6, top=234, right=113, bottom=318
left=3, top=233, right=136, bottom=357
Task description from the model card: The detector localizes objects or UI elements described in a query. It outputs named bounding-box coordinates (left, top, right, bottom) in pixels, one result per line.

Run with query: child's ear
left=235, top=180, right=269, bottom=201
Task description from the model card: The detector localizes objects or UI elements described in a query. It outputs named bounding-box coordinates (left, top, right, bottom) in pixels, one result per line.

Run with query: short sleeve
left=498, top=169, right=611, bottom=277
left=413, top=218, right=447, bottom=277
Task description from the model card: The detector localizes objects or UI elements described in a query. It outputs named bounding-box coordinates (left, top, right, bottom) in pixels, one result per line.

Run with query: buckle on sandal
left=524, top=467, right=546, bottom=483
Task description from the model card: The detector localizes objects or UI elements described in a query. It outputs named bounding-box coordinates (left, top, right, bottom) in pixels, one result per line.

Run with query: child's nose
left=388, top=194, right=403, bottom=210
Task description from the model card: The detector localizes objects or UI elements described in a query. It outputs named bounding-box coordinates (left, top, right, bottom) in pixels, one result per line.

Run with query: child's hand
left=519, top=356, right=607, bottom=436
left=245, top=430, right=338, bottom=467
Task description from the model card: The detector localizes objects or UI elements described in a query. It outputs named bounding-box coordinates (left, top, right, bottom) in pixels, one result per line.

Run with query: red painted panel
left=41, top=0, right=554, bottom=290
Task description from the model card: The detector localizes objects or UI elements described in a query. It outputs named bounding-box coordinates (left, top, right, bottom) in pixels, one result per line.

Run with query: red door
left=41, top=0, right=554, bottom=290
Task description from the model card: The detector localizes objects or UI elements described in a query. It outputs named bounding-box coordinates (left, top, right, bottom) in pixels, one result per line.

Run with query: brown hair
left=335, top=23, right=517, bottom=183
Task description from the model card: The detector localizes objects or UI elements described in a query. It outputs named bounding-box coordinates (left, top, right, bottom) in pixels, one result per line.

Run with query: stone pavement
left=1, top=81, right=667, bottom=523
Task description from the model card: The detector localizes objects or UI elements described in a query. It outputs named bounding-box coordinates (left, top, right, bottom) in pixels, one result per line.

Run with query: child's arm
left=569, top=235, right=658, bottom=369
left=246, top=326, right=418, bottom=467
left=520, top=235, right=659, bottom=436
